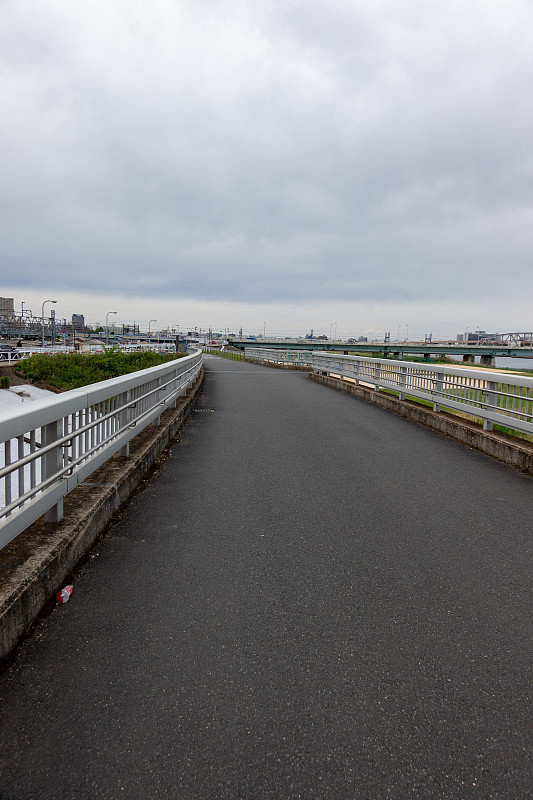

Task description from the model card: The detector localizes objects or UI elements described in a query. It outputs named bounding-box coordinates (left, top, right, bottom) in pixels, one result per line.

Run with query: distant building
left=0, top=297, right=14, bottom=316
left=457, top=330, right=499, bottom=343
left=72, top=313, right=85, bottom=326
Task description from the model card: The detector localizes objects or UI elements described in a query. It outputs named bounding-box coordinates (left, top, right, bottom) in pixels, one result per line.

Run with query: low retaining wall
left=244, top=357, right=308, bottom=371
left=0, top=369, right=204, bottom=665
left=310, top=371, right=533, bottom=476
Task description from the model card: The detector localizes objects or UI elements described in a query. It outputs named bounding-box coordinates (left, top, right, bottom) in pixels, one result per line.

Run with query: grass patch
left=492, top=424, right=533, bottom=442
left=13, top=350, right=186, bottom=391
left=380, top=388, right=533, bottom=442
left=206, top=349, right=244, bottom=361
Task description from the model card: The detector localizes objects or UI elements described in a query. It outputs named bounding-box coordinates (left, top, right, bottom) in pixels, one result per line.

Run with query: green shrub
left=0, top=375, right=9, bottom=389
left=13, top=350, right=186, bottom=391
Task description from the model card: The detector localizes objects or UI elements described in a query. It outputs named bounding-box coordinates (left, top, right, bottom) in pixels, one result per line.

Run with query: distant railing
left=0, top=351, right=202, bottom=550
left=0, top=343, right=178, bottom=363
left=245, top=348, right=313, bottom=367
left=245, top=348, right=533, bottom=437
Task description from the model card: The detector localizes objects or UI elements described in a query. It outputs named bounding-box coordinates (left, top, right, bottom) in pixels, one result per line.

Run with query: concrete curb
left=0, top=370, right=204, bottom=666
left=309, top=371, right=533, bottom=476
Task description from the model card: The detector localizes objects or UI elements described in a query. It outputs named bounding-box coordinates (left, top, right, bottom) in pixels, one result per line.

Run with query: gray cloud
left=1, top=0, right=533, bottom=331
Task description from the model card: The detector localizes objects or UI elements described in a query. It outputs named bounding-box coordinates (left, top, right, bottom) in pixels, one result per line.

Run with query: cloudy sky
left=1, top=0, right=532, bottom=339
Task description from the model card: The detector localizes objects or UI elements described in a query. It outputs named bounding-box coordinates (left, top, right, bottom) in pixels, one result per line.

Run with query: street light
left=148, top=319, right=157, bottom=336
left=41, top=300, right=57, bottom=347
left=106, top=311, right=117, bottom=347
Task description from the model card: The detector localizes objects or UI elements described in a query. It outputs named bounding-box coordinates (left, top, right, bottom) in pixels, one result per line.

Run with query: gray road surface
left=0, top=355, right=532, bottom=799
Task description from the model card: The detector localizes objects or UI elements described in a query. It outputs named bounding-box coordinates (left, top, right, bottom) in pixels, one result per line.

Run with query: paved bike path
left=0, top=355, right=532, bottom=799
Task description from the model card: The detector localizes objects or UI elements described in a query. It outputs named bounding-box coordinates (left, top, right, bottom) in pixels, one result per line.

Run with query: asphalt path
left=0, top=355, right=532, bottom=799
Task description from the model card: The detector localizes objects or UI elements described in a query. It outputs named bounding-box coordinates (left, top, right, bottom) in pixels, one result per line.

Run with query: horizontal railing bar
left=0, top=370, right=195, bottom=482
left=0, top=351, right=202, bottom=539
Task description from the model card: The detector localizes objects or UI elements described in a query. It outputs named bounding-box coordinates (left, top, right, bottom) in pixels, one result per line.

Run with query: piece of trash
left=56, top=585, right=73, bottom=604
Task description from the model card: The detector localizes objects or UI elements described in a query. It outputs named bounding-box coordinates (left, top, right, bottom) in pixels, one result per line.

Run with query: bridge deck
left=229, top=338, right=533, bottom=358
left=1, top=355, right=532, bottom=798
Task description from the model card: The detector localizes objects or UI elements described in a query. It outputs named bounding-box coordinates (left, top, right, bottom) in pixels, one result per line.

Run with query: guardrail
left=0, top=343, right=179, bottom=363
left=245, top=348, right=313, bottom=367
left=0, top=351, right=202, bottom=550
left=245, top=348, right=533, bottom=437
left=0, top=348, right=40, bottom=363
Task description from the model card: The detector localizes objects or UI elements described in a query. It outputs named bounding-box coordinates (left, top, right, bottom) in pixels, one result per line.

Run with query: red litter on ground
left=56, top=585, right=73, bottom=604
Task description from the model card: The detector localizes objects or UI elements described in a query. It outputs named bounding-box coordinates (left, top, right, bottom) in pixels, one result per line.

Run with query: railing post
left=154, top=382, right=163, bottom=426
left=433, top=371, right=444, bottom=412
left=119, top=390, right=131, bottom=456
left=374, top=360, right=381, bottom=391
left=399, top=365, right=407, bottom=400
left=483, top=381, right=496, bottom=431
left=43, top=420, right=64, bottom=522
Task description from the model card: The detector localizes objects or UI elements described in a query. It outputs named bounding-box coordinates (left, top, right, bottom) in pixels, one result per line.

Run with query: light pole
left=106, top=311, right=117, bottom=347
left=41, top=300, right=57, bottom=347
left=148, top=319, right=157, bottom=336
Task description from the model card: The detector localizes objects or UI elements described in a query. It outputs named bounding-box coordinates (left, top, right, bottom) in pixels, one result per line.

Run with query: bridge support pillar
left=480, top=355, right=495, bottom=368
left=462, top=354, right=476, bottom=364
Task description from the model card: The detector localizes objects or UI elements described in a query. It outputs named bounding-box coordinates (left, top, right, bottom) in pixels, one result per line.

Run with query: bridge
left=0, top=352, right=532, bottom=797
left=228, top=337, right=533, bottom=367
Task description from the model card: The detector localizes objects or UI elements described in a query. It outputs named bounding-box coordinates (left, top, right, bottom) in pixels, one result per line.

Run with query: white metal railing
left=0, top=348, right=44, bottom=363
left=0, top=343, right=178, bottom=363
left=245, top=348, right=313, bottom=367
left=0, top=351, right=202, bottom=550
left=245, top=348, right=533, bottom=437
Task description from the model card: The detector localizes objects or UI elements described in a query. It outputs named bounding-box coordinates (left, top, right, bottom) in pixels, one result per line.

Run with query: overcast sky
left=1, top=0, right=532, bottom=339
